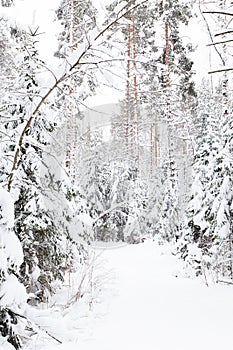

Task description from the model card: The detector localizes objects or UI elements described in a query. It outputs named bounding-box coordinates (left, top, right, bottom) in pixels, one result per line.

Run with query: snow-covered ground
left=20, top=239, right=233, bottom=350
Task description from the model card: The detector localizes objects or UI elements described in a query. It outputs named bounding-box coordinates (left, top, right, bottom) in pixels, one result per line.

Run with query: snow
left=0, top=337, right=15, bottom=350
left=0, top=187, right=24, bottom=268
left=0, top=187, right=26, bottom=318
left=11, top=0, right=61, bottom=64
left=0, top=188, right=14, bottom=228
left=76, top=213, right=94, bottom=227
left=21, top=240, right=233, bottom=350
left=0, top=2, right=232, bottom=349
left=114, top=1, right=128, bottom=14
left=2, top=228, right=24, bottom=268
left=0, top=274, right=27, bottom=309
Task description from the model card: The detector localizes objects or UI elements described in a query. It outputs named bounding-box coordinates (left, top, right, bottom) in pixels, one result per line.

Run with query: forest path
left=76, top=240, right=233, bottom=350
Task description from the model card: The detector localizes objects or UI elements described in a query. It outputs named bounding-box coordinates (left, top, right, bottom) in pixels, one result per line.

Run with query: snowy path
left=75, top=240, right=233, bottom=350
left=38, top=240, right=233, bottom=350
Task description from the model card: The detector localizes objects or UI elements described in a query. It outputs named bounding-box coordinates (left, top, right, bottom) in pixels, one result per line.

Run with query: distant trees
left=108, top=0, right=195, bottom=242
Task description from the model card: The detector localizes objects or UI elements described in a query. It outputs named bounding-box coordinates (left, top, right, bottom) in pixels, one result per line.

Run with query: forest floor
left=24, top=239, right=233, bottom=350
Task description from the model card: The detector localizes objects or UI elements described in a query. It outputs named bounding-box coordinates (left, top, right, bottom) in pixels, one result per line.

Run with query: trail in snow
left=34, top=240, right=233, bottom=350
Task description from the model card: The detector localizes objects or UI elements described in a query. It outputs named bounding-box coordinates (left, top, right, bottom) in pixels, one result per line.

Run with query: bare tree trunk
left=150, top=105, right=153, bottom=175
left=154, top=114, right=159, bottom=168
left=164, top=21, right=175, bottom=187
left=65, top=0, right=79, bottom=181
left=132, top=13, right=139, bottom=165
left=126, top=23, right=131, bottom=152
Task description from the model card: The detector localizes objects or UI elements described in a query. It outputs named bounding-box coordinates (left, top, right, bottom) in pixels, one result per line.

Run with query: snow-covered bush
left=0, top=188, right=27, bottom=349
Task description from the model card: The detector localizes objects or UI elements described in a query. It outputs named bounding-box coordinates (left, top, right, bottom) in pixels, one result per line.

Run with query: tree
left=178, top=79, right=233, bottom=281
left=55, top=0, right=97, bottom=178
left=0, top=188, right=26, bottom=349
left=0, top=16, right=88, bottom=312
left=178, top=0, right=233, bottom=281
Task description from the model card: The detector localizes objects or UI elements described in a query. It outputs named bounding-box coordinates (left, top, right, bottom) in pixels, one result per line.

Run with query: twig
left=217, top=279, right=233, bottom=285
left=93, top=201, right=129, bottom=225
left=203, top=11, right=233, bottom=16
left=208, top=67, right=233, bottom=74
left=8, top=74, right=66, bottom=192
left=69, top=0, right=147, bottom=72
left=207, top=38, right=233, bottom=46
left=215, top=29, right=233, bottom=37
left=9, top=310, right=63, bottom=344
left=199, top=2, right=225, bottom=66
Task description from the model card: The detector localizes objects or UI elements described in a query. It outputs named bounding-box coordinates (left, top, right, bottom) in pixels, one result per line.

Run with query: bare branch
left=93, top=202, right=129, bottom=225
left=218, top=279, right=233, bottom=285
left=215, top=29, right=233, bottom=37
left=69, top=0, right=148, bottom=71
left=23, top=44, right=58, bottom=83
left=8, top=74, right=66, bottom=192
left=208, top=67, right=233, bottom=74
left=207, top=38, right=233, bottom=46
left=202, top=11, right=233, bottom=16
left=71, top=57, right=126, bottom=67
left=199, top=3, right=225, bottom=66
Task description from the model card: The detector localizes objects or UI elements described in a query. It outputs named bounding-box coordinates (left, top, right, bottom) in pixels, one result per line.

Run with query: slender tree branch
left=215, top=29, right=233, bottom=37
left=199, top=2, right=225, bottom=66
left=8, top=309, right=62, bottom=344
left=8, top=75, right=66, bottom=192
left=203, top=11, right=233, bottom=16
left=218, top=279, right=233, bottom=285
left=23, top=44, right=58, bottom=83
left=69, top=0, right=148, bottom=71
left=208, top=67, right=233, bottom=74
left=72, top=57, right=126, bottom=67
left=207, top=38, right=233, bottom=46
left=93, top=202, right=129, bottom=225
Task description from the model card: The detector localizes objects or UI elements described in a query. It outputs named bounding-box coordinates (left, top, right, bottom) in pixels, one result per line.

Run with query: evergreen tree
left=0, top=16, right=86, bottom=307
left=0, top=188, right=26, bottom=349
left=178, top=0, right=233, bottom=279
left=178, top=82, right=233, bottom=279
